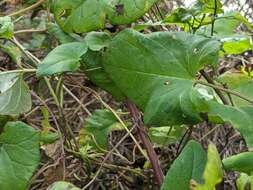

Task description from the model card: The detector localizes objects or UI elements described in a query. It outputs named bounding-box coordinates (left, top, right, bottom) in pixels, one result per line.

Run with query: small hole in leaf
left=164, top=81, right=170, bottom=85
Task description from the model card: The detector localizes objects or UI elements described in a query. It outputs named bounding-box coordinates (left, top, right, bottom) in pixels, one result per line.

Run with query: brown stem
left=199, top=69, right=229, bottom=105
left=7, top=0, right=45, bottom=17
left=126, top=101, right=164, bottom=187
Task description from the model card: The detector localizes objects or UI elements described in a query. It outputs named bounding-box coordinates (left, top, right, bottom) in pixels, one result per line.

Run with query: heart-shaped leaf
left=0, top=121, right=40, bottom=190
left=103, top=29, right=221, bottom=126
left=0, top=72, right=31, bottom=115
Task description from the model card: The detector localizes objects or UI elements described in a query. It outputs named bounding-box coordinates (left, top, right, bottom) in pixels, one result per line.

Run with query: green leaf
left=0, top=41, right=22, bottom=66
left=52, top=0, right=158, bottom=33
left=0, top=121, right=40, bottom=190
left=223, top=152, right=253, bottom=174
left=81, top=50, right=125, bottom=100
left=149, top=126, right=186, bottom=146
left=0, top=72, right=31, bottom=115
left=236, top=173, right=253, bottom=190
left=163, top=0, right=223, bottom=29
left=82, top=109, right=123, bottom=149
left=195, top=143, right=223, bottom=190
left=208, top=103, right=253, bottom=148
left=0, top=16, right=14, bottom=39
left=221, top=35, right=252, bottom=55
left=48, top=181, right=80, bottom=190
left=198, top=12, right=252, bottom=55
left=47, top=23, right=76, bottom=44
left=103, top=29, right=221, bottom=126
left=218, top=71, right=253, bottom=106
left=161, top=140, right=207, bottom=190
left=85, top=32, right=111, bottom=51
left=37, top=42, right=88, bottom=76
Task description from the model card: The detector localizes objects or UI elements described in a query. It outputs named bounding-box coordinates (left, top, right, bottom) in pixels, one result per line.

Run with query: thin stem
left=7, top=0, right=45, bottom=17
left=126, top=101, right=164, bottom=187
left=194, top=80, right=253, bottom=105
left=211, top=0, right=218, bottom=36
left=0, top=68, right=36, bottom=74
left=14, top=28, right=47, bottom=35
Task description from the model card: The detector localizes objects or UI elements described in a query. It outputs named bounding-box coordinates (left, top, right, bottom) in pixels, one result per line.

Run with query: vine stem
left=0, top=68, right=36, bottom=74
left=194, top=80, right=253, bottom=105
left=211, top=0, right=218, bottom=36
left=7, top=0, right=46, bottom=17
left=126, top=101, right=164, bottom=187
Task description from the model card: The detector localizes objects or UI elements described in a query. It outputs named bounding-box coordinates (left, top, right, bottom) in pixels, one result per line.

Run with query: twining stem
left=7, top=0, right=46, bottom=17
left=194, top=80, right=253, bottom=105
left=199, top=69, right=229, bottom=105
left=126, top=101, right=164, bottom=187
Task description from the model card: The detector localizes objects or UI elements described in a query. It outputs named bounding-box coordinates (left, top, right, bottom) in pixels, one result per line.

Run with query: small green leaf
left=0, top=121, right=40, bottom=190
left=0, top=72, right=31, bottom=115
left=81, top=109, right=123, bottom=149
left=161, top=140, right=207, bottom=190
left=0, top=16, right=14, bottom=39
left=195, top=144, right=223, bottom=190
left=48, top=181, right=80, bottom=190
left=0, top=41, right=22, bottom=66
left=223, top=152, right=253, bottom=174
left=236, top=173, right=253, bottom=190
left=52, top=0, right=159, bottom=33
left=149, top=126, right=186, bottom=146
left=37, top=42, right=88, bottom=76
left=85, top=32, right=111, bottom=51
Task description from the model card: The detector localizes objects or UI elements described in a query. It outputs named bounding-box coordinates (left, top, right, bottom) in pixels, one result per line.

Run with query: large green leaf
left=103, top=29, right=221, bottom=126
left=37, top=42, right=88, bottom=76
left=223, top=152, right=253, bottom=174
left=81, top=109, right=123, bottom=149
left=52, top=0, right=158, bottom=33
left=161, top=140, right=207, bottom=190
left=0, top=16, right=13, bottom=39
left=0, top=121, right=40, bottom=190
left=0, top=72, right=31, bottom=115
left=195, top=144, right=223, bottom=190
